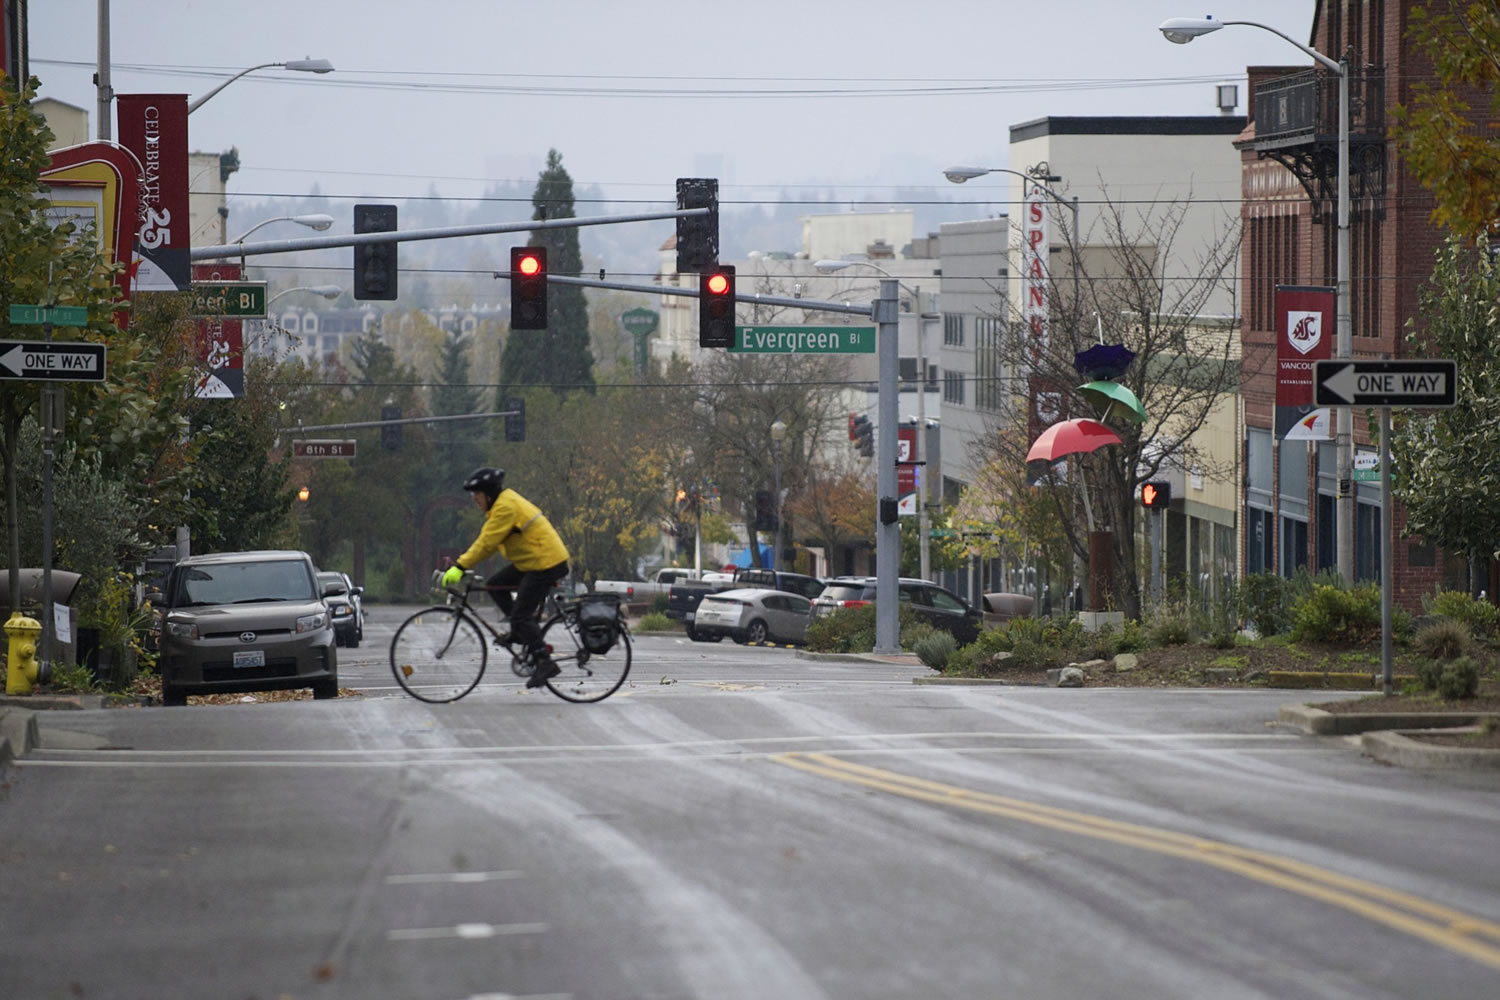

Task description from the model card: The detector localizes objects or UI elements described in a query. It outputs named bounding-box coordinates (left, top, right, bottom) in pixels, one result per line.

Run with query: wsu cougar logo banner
left=1275, top=285, right=1334, bottom=439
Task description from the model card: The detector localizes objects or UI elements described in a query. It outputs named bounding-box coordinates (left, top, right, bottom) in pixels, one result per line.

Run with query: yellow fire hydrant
left=6, top=611, right=44, bottom=695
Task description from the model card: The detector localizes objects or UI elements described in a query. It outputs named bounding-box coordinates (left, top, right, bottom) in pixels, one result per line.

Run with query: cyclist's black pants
left=485, top=561, right=569, bottom=656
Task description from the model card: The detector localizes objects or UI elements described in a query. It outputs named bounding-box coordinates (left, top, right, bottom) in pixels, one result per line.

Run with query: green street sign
left=620, top=308, right=659, bottom=334
left=731, top=324, right=876, bottom=354
left=190, top=281, right=268, bottom=317
left=8, top=304, right=88, bottom=326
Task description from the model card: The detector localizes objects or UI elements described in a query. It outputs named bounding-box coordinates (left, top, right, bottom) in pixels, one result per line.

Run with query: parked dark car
left=155, top=550, right=339, bottom=706
left=317, top=570, right=364, bottom=647
left=691, top=588, right=814, bottom=645
left=811, top=576, right=984, bottom=645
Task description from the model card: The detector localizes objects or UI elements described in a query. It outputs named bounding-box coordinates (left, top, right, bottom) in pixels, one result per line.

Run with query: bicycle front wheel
left=390, top=606, right=488, bottom=703
left=539, top=615, right=632, bottom=703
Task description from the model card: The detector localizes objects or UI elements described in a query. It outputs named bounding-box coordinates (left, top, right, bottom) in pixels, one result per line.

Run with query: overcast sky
left=32, top=0, right=1317, bottom=211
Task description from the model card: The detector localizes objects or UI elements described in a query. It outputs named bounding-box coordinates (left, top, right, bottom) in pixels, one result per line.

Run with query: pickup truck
left=594, top=567, right=703, bottom=603
left=666, top=580, right=729, bottom=641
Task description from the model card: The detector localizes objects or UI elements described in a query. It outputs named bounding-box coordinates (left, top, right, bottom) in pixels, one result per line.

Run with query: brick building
left=1239, top=0, right=1485, bottom=608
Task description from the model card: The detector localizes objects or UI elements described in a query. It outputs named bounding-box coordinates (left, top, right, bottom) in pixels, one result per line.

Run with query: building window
left=943, top=370, right=965, bottom=405
left=303, top=312, right=318, bottom=334
left=973, top=316, right=1005, bottom=413
left=944, top=313, right=964, bottom=346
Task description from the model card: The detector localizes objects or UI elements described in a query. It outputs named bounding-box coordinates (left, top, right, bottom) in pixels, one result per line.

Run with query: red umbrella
left=1026, top=418, right=1123, bottom=465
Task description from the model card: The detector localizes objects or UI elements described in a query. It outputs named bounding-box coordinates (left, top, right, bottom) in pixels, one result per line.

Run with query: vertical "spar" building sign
left=1022, top=183, right=1049, bottom=356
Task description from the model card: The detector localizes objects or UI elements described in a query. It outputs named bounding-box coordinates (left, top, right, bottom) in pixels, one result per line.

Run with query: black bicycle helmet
left=462, top=467, right=505, bottom=505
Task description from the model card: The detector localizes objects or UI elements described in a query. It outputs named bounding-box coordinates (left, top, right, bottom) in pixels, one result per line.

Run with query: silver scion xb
left=156, top=550, right=338, bottom=706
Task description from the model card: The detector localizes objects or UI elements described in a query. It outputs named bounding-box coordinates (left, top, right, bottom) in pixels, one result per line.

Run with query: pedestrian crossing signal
left=1141, top=481, right=1171, bottom=509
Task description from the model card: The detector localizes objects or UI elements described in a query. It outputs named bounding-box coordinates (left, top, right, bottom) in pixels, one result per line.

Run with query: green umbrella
left=1078, top=380, right=1147, bottom=424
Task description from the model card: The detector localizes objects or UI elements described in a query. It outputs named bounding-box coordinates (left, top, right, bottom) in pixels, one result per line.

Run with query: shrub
left=48, top=662, right=97, bottom=694
left=1147, top=612, right=1193, bottom=647
left=805, top=603, right=919, bottom=653
left=1241, top=573, right=1291, bottom=637
left=1411, top=618, right=1472, bottom=662
left=1290, top=583, right=1384, bottom=645
left=1088, top=624, right=1120, bottom=661
left=1424, top=590, right=1500, bottom=639
left=1117, top=618, right=1146, bottom=653
left=636, top=611, right=675, bottom=632
left=1437, top=656, right=1480, bottom=700
left=1415, top=658, right=1446, bottom=692
left=913, top=631, right=957, bottom=671
left=650, top=593, right=670, bottom=615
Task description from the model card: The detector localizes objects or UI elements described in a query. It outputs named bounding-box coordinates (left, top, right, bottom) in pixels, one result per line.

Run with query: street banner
left=1275, top=285, right=1334, bottom=439
left=1282, top=406, right=1332, bottom=441
left=191, top=263, right=245, bottom=398
left=897, top=424, right=917, bottom=497
left=116, top=94, right=191, bottom=292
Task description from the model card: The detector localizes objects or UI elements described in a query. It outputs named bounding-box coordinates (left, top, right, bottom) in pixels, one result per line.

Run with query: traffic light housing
left=1141, top=481, right=1172, bottom=509
left=381, top=403, right=402, bottom=451
left=510, top=247, right=548, bottom=330
left=504, top=396, right=526, bottom=443
left=852, top=414, right=873, bottom=457
left=353, top=204, right=398, bottom=301
left=699, top=265, right=735, bottom=348
left=676, top=177, right=719, bottom=272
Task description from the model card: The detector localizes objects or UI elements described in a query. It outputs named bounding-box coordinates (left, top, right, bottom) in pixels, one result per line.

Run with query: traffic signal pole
left=188, top=208, right=713, bottom=261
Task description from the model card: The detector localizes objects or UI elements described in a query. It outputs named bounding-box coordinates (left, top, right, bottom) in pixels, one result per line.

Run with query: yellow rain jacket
left=455, top=488, right=569, bottom=573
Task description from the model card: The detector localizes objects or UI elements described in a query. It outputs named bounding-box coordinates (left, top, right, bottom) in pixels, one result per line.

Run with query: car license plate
left=233, top=650, right=265, bottom=668
left=686, top=611, right=695, bottom=622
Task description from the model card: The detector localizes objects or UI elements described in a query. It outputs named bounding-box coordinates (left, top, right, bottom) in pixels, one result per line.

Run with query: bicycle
left=389, top=571, right=632, bottom=704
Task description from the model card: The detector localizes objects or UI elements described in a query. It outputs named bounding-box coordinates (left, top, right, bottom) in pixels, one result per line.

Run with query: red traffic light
left=517, top=253, right=542, bottom=277
left=705, top=272, right=730, bottom=296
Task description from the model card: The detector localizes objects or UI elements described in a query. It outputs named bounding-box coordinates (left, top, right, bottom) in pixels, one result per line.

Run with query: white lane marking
left=461, top=993, right=572, bottom=1000
left=387, top=921, right=548, bottom=941
left=386, top=870, right=524, bottom=885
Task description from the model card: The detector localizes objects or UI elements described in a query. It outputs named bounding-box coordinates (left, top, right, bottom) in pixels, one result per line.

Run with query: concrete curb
left=1279, top=702, right=1500, bottom=770
left=0, top=707, right=39, bottom=766
left=1278, top=702, right=1498, bottom=736
left=1360, top=728, right=1500, bottom=769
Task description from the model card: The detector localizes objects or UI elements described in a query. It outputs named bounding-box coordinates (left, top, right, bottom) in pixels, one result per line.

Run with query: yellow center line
left=773, top=752, right=1500, bottom=971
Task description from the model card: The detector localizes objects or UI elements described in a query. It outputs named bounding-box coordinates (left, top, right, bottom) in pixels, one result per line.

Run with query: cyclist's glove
left=441, top=565, right=464, bottom=588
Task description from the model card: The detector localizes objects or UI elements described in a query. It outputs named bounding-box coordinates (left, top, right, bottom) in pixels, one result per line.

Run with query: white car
left=690, top=587, right=813, bottom=645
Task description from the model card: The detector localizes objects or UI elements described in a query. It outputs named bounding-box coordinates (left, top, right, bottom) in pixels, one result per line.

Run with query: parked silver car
left=156, top=550, right=339, bottom=706
left=690, top=587, right=813, bottom=645
left=317, top=570, right=364, bottom=647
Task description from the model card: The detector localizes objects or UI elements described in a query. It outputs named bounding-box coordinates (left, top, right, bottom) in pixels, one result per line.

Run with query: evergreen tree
left=432, top=329, right=485, bottom=485
left=499, top=149, right=595, bottom=397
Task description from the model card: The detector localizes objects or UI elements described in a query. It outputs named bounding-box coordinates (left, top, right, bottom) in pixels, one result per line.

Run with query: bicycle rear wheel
left=390, top=606, right=488, bottom=703
left=539, top=615, right=632, bottom=703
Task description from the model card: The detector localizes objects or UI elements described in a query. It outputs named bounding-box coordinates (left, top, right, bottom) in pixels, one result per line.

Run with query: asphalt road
left=3, top=602, right=1498, bottom=999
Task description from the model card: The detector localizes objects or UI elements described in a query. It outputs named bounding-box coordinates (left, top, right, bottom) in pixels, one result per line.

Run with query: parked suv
left=811, top=576, right=984, bottom=645
left=156, top=550, right=339, bottom=706
left=731, top=568, right=825, bottom=600
left=317, top=570, right=364, bottom=648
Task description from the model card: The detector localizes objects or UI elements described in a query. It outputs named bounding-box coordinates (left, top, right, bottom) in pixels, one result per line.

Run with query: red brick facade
left=1238, top=1, right=1486, bottom=608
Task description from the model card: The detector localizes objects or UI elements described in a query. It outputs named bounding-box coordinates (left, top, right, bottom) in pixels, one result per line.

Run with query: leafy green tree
left=0, top=76, right=143, bottom=611
left=499, top=149, right=595, bottom=396
left=1391, top=233, right=1500, bottom=593
left=1390, top=4, right=1500, bottom=238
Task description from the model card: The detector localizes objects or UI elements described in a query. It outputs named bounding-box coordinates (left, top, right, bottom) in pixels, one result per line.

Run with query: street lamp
left=231, top=214, right=335, bottom=246
left=187, top=58, right=335, bottom=114
left=1158, top=14, right=1354, bottom=583
left=770, top=419, right=787, bottom=572
left=814, top=258, right=936, bottom=585
left=267, top=284, right=343, bottom=308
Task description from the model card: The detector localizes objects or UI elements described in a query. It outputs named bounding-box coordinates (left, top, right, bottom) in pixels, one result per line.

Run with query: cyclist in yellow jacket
left=441, top=467, right=570, bottom=688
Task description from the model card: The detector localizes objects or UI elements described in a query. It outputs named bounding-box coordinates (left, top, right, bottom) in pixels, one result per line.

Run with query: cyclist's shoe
left=525, top=655, right=560, bottom=689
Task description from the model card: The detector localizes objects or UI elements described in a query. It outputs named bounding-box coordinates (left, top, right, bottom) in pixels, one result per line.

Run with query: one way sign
left=0, top=340, right=108, bottom=382
left=1314, top=359, right=1457, bottom=408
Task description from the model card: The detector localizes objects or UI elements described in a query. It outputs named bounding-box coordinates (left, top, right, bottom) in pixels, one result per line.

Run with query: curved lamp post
left=1158, top=13, right=1353, bottom=586
left=814, top=258, right=936, bottom=584
left=231, top=214, right=335, bottom=246
left=267, top=284, right=343, bottom=309
left=770, top=419, right=787, bottom=572
left=188, top=58, right=334, bottom=114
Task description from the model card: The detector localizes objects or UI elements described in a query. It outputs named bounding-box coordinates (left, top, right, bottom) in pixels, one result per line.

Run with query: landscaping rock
left=1048, top=666, right=1085, bottom=687
left=1113, top=653, right=1139, bottom=672
left=1203, top=667, right=1239, bottom=683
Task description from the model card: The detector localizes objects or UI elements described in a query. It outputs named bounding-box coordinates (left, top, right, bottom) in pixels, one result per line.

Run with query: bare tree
left=971, top=188, right=1245, bottom=619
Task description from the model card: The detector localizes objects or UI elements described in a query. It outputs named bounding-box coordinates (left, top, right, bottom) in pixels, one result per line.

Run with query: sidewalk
left=0, top=693, right=107, bottom=765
